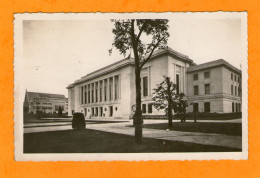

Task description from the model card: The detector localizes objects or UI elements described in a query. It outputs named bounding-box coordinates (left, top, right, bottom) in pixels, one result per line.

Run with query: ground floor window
left=193, top=103, right=198, bottom=112
left=204, top=102, right=210, bottom=112
left=232, top=102, right=234, bottom=113
left=148, top=103, right=153, bottom=113
left=142, top=104, right=146, bottom=113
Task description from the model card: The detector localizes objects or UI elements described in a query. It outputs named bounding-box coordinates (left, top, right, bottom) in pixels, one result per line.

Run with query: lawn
left=24, top=129, right=241, bottom=153
left=142, top=122, right=242, bottom=136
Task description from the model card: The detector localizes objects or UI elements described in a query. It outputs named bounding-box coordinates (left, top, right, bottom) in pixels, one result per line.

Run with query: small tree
left=110, top=19, right=170, bottom=144
left=58, top=106, right=63, bottom=116
left=174, top=93, right=188, bottom=122
left=152, top=76, right=176, bottom=128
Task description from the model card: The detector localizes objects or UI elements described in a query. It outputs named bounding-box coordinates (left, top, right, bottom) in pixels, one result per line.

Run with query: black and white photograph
left=14, top=12, right=248, bottom=161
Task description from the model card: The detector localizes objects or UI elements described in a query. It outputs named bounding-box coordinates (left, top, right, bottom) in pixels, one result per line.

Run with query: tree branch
left=139, top=37, right=165, bottom=69
left=136, top=21, right=147, bottom=41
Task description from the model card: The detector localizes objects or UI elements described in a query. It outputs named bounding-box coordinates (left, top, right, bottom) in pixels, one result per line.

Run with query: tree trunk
left=134, top=67, right=143, bottom=144
left=167, top=78, right=173, bottom=128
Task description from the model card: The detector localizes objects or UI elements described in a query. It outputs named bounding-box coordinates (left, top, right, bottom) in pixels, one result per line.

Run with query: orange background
left=0, top=0, right=259, bottom=177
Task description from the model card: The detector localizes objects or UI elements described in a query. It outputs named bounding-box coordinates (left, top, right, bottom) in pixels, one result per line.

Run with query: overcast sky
left=22, top=14, right=244, bottom=97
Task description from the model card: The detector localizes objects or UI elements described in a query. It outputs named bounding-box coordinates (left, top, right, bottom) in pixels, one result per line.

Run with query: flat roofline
left=67, top=47, right=194, bottom=88
left=187, top=59, right=241, bottom=74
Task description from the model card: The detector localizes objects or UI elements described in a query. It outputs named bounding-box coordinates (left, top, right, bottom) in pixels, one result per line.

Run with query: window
left=95, top=83, right=98, bottom=102
left=84, top=86, right=87, bottom=104
left=205, top=84, right=210, bottom=94
left=81, top=86, right=84, bottom=104
left=235, top=86, right=237, bottom=96
left=193, top=74, right=198, bottom=80
left=142, top=104, right=146, bottom=113
left=204, top=71, right=210, bottom=78
left=194, top=85, right=199, bottom=95
left=109, top=78, right=112, bottom=100
left=148, top=103, right=153, bottom=113
left=204, top=102, right=210, bottom=112
left=231, top=73, right=233, bottom=80
left=176, top=74, right=180, bottom=94
left=234, top=75, right=237, bottom=81
left=88, top=86, right=90, bottom=103
left=104, top=80, right=107, bottom=101
left=91, top=84, right=94, bottom=103
left=232, top=102, right=234, bottom=112
left=231, top=85, right=233, bottom=95
left=100, top=82, right=102, bottom=102
left=143, top=76, right=148, bottom=97
left=114, top=83, right=118, bottom=100
left=193, top=103, right=198, bottom=112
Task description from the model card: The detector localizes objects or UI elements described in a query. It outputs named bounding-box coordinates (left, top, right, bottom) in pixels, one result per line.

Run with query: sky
left=22, top=14, right=244, bottom=97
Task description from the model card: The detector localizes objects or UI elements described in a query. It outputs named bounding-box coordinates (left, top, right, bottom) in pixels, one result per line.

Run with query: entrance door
left=100, top=107, right=103, bottom=117
left=84, top=108, right=87, bottom=117
left=109, top=106, right=113, bottom=117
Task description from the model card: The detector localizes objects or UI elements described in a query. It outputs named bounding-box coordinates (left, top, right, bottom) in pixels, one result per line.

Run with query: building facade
left=67, top=47, right=242, bottom=119
left=24, top=91, right=68, bottom=114
left=186, top=59, right=242, bottom=113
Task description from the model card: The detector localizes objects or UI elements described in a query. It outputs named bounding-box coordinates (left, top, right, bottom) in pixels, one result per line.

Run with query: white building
left=67, top=47, right=241, bottom=119
left=24, top=91, right=68, bottom=114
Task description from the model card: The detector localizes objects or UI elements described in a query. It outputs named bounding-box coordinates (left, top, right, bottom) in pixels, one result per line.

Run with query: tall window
left=232, top=102, right=234, bottom=112
left=176, top=74, right=180, bottom=94
left=100, top=82, right=102, bottom=102
left=231, top=85, right=233, bottom=95
left=114, top=83, right=118, bottom=100
left=194, top=85, right=199, bottom=95
left=235, top=86, right=237, bottom=96
left=84, top=85, right=87, bottom=104
left=234, top=75, right=237, bottom=81
left=104, top=80, right=107, bottom=101
left=95, top=83, right=98, bottom=102
left=205, top=84, right=210, bottom=94
left=91, top=84, right=94, bottom=103
left=109, top=78, right=112, bottom=100
left=231, top=73, right=233, bottom=80
left=88, top=85, right=90, bottom=103
left=204, top=71, right=210, bottom=78
left=81, top=86, right=84, bottom=104
left=193, top=74, right=198, bottom=80
left=143, top=76, right=148, bottom=97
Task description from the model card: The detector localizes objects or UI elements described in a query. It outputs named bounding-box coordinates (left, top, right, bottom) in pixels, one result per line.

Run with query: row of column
left=79, top=75, right=120, bottom=105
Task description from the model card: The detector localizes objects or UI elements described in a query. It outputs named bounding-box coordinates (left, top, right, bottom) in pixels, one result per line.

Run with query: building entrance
left=109, top=106, right=113, bottom=117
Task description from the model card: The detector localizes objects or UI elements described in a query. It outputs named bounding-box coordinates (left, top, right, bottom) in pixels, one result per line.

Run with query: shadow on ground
left=24, top=129, right=241, bottom=153
left=142, top=122, right=242, bottom=136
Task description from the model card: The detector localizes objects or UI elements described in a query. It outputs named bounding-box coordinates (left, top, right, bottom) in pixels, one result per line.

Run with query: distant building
left=24, top=91, right=68, bottom=114
left=67, top=47, right=242, bottom=119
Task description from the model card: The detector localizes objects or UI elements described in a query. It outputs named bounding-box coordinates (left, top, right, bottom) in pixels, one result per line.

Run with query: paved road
left=24, top=119, right=242, bottom=149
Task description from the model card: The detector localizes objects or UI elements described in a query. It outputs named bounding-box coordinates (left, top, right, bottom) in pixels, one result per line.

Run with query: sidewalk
left=85, top=120, right=242, bottom=149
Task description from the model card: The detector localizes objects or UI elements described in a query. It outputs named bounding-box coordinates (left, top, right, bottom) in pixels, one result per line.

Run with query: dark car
left=72, top=112, right=86, bottom=129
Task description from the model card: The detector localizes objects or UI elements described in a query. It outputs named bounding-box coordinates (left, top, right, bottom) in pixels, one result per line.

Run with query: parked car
left=72, top=112, right=86, bottom=129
